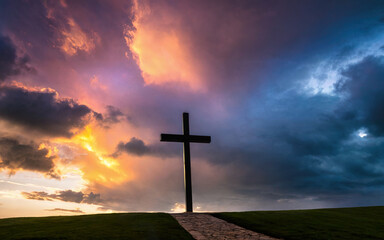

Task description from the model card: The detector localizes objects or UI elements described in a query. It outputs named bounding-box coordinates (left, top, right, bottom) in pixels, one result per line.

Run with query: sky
left=1, top=0, right=384, bottom=218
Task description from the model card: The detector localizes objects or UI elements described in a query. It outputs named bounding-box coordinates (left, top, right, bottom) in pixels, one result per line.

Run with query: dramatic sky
left=1, top=0, right=384, bottom=218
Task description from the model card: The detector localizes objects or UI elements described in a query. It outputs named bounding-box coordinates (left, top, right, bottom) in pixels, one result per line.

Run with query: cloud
left=169, top=53, right=384, bottom=207
left=2, top=0, right=384, bottom=213
left=81, top=191, right=102, bottom=204
left=22, top=190, right=102, bottom=204
left=220, top=54, right=384, bottom=200
left=337, top=55, right=384, bottom=136
left=0, top=85, right=97, bottom=138
left=0, top=137, right=59, bottom=179
left=45, top=208, right=84, bottom=213
left=56, top=1, right=384, bottom=211
left=104, top=105, right=125, bottom=124
left=112, top=137, right=178, bottom=158
left=60, top=17, right=98, bottom=56
left=115, top=137, right=150, bottom=156
left=96, top=206, right=111, bottom=212
left=54, top=190, right=83, bottom=203
left=125, top=0, right=380, bottom=93
left=0, top=35, right=31, bottom=81
left=97, top=105, right=127, bottom=128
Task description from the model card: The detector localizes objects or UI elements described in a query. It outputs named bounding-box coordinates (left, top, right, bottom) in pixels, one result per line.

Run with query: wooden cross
left=160, top=112, right=211, bottom=212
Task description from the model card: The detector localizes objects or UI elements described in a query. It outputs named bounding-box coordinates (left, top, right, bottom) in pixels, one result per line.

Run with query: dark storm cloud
left=97, top=105, right=129, bottom=128
left=115, top=137, right=150, bottom=156
left=0, top=137, right=59, bottom=179
left=55, top=190, right=84, bottom=203
left=112, top=137, right=178, bottom=158
left=0, top=0, right=134, bottom=60
left=104, top=105, right=124, bottom=124
left=337, top=56, right=384, bottom=136
left=0, top=35, right=31, bottom=81
left=140, top=0, right=384, bottom=94
left=81, top=192, right=102, bottom=204
left=0, top=85, right=97, bottom=138
left=168, top=53, right=384, bottom=207
left=22, top=190, right=102, bottom=204
left=197, top=54, right=384, bottom=203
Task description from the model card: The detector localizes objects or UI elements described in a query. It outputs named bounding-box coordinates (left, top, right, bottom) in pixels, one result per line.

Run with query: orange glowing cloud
left=54, top=125, right=133, bottom=186
left=125, top=0, right=203, bottom=90
left=0, top=81, right=134, bottom=186
left=60, top=18, right=98, bottom=56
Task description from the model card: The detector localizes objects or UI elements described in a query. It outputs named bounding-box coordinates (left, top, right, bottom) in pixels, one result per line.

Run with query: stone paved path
left=172, top=213, right=281, bottom=240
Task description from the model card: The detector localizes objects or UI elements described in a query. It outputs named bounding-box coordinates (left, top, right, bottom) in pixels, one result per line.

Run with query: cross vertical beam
left=182, top=112, right=193, bottom=212
left=160, top=112, right=211, bottom=213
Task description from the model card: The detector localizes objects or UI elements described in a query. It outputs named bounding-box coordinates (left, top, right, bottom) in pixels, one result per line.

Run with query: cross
left=160, top=112, right=211, bottom=212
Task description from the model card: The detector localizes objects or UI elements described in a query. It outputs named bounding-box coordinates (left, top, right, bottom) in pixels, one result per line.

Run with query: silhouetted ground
left=2, top=207, right=384, bottom=240
left=0, top=213, right=193, bottom=240
left=212, top=206, right=384, bottom=240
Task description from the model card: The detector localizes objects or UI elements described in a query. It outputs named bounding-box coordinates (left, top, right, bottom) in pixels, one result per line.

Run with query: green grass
left=0, top=213, right=194, bottom=240
left=212, top=206, right=384, bottom=240
left=2, top=207, right=384, bottom=240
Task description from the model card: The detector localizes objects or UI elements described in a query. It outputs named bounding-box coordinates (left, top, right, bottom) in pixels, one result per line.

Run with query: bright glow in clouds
left=305, top=69, right=340, bottom=96
left=0, top=172, right=101, bottom=218
left=170, top=202, right=185, bottom=213
left=125, top=0, right=203, bottom=90
left=61, top=18, right=98, bottom=56
left=357, top=128, right=368, bottom=138
left=170, top=202, right=202, bottom=213
left=303, top=33, right=384, bottom=96
left=55, top=125, right=132, bottom=185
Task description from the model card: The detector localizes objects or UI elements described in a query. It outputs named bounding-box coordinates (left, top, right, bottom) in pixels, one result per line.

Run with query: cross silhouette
left=160, top=112, right=211, bottom=212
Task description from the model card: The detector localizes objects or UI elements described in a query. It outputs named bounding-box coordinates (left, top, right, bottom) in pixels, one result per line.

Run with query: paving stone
left=172, top=213, right=282, bottom=240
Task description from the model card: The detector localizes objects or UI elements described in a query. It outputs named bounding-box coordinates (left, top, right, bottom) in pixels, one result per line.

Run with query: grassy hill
left=0, top=213, right=193, bottom=240
left=1, top=206, right=383, bottom=240
left=212, top=206, right=384, bottom=240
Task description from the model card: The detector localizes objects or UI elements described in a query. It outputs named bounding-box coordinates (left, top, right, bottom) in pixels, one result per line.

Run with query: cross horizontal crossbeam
left=160, top=134, right=211, bottom=143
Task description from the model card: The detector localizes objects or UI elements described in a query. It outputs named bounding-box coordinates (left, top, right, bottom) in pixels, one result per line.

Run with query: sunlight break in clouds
left=55, top=125, right=132, bottom=185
